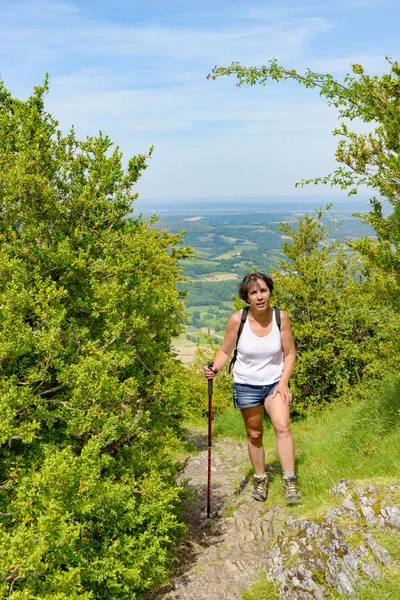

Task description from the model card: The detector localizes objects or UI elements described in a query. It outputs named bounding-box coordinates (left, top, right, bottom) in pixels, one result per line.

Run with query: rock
left=304, top=521, right=320, bottom=540
left=355, top=544, right=368, bottom=558
left=325, top=507, right=344, bottom=521
left=364, top=533, right=392, bottom=567
left=265, top=479, right=400, bottom=600
left=270, top=480, right=397, bottom=600
left=292, top=564, right=326, bottom=600
left=286, top=515, right=298, bottom=527
left=155, top=433, right=285, bottom=600
left=376, top=515, right=387, bottom=529
left=289, top=540, right=300, bottom=556
left=360, top=494, right=374, bottom=506
left=360, top=503, right=378, bottom=525
left=381, top=505, right=400, bottom=529
left=342, top=493, right=358, bottom=515
left=361, top=560, right=380, bottom=579
left=160, top=441, right=399, bottom=600
left=336, top=571, right=355, bottom=597
left=330, top=479, right=355, bottom=496
left=388, top=485, right=400, bottom=492
left=342, top=551, right=360, bottom=576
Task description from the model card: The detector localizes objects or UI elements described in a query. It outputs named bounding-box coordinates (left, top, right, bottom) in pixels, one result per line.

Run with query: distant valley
left=134, top=197, right=377, bottom=362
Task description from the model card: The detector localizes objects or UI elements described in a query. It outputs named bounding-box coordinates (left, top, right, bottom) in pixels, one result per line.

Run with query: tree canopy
left=210, top=58, right=400, bottom=280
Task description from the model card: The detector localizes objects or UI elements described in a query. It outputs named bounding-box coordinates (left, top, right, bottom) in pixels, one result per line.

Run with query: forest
left=0, top=57, right=399, bottom=599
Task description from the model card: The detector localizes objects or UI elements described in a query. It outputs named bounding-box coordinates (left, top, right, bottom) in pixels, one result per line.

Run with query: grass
left=373, top=529, right=400, bottom=558
left=213, top=406, right=245, bottom=440
left=206, top=272, right=238, bottom=280
left=197, top=234, right=215, bottom=241
left=241, top=572, right=400, bottom=600
left=180, top=258, right=217, bottom=266
left=349, top=574, right=400, bottom=600
left=242, top=574, right=280, bottom=600
left=348, top=529, right=400, bottom=600
left=220, top=235, right=238, bottom=243
left=216, top=251, right=236, bottom=259
left=214, top=374, right=400, bottom=516
left=194, top=249, right=214, bottom=258
left=187, top=304, right=220, bottom=313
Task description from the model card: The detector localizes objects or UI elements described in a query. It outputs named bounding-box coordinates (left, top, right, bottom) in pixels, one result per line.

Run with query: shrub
left=0, top=78, right=191, bottom=598
left=181, top=340, right=234, bottom=420
left=271, top=208, right=399, bottom=413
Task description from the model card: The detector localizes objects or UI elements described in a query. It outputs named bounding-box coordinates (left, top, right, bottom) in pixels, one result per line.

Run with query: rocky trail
left=146, top=431, right=400, bottom=600
left=147, top=431, right=285, bottom=600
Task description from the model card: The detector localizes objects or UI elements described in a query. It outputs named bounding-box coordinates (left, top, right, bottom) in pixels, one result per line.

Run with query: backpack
left=228, top=306, right=281, bottom=374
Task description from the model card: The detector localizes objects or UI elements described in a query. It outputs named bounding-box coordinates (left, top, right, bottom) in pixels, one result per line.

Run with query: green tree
left=210, top=58, right=400, bottom=280
left=0, top=78, right=192, bottom=598
left=182, top=209, right=400, bottom=418
left=271, top=208, right=399, bottom=412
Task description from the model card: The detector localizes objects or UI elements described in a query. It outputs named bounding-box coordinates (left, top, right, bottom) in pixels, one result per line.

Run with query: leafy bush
left=271, top=207, right=400, bottom=413
left=0, top=78, right=191, bottom=598
left=181, top=340, right=234, bottom=420
left=182, top=207, right=399, bottom=420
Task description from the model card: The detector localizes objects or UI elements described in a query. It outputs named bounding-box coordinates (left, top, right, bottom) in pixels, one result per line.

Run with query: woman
left=204, top=272, right=301, bottom=504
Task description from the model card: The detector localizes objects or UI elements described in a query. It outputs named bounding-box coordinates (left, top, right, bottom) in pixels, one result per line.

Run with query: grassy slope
left=212, top=374, right=400, bottom=599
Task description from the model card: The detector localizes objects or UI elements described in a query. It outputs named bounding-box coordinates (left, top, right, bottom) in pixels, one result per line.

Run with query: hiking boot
left=283, top=475, right=302, bottom=505
left=251, top=473, right=269, bottom=502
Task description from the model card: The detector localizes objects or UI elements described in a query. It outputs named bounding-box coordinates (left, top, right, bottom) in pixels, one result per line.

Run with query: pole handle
left=207, top=361, right=214, bottom=395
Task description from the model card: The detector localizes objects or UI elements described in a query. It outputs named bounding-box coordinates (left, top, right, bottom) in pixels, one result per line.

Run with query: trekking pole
left=207, top=361, right=214, bottom=519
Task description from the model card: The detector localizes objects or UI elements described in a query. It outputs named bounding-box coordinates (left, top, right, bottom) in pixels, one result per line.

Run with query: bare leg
left=240, top=406, right=265, bottom=475
left=264, top=394, right=295, bottom=472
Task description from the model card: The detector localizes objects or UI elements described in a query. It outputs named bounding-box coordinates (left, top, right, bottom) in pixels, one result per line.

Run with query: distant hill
left=142, top=197, right=380, bottom=361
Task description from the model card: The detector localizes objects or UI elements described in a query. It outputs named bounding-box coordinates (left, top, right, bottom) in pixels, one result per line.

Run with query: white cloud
left=1, top=0, right=397, bottom=200
left=46, top=76, right=332, bottom=134
left=134, top=130, right=341, bottom=199
left=0, top=9, right=331, bottom=65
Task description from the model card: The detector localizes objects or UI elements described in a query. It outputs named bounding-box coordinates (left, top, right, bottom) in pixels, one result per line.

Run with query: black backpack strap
left=228, top=306, right=249, bottom=374
left=273, top=306, right=281, bottom=331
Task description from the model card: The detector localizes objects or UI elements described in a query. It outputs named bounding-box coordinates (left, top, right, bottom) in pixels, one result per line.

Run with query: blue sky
left=1, top=0, right=399, bottom=200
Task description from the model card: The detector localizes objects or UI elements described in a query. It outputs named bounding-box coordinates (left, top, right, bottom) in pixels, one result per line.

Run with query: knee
left=247, top=429, right=263, bottom=446
left=272, top=420, right=291, bottom=436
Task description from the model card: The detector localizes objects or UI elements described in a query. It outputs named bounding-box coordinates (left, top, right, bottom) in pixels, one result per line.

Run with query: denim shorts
left=233, top=381, right=280, bottom=410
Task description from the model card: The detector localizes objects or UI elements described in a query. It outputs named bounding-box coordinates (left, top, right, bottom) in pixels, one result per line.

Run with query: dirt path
left=148, top=431, right=285, bottom=600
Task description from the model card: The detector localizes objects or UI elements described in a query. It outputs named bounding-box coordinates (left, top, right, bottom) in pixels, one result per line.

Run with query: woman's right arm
left=203, top=311, right=241, bottom=379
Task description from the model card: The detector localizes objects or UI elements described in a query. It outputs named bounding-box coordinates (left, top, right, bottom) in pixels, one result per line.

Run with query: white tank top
left=233, top=309, right=284, bottom=385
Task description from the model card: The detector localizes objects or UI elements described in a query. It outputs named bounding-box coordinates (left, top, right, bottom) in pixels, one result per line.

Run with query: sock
left=283, top=471, right=295, bottom=478
left=255, top=473, right=265, bottom=479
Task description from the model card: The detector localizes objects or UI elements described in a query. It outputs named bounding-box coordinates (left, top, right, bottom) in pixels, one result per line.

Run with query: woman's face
left=247, top=278, right=271, bottom=311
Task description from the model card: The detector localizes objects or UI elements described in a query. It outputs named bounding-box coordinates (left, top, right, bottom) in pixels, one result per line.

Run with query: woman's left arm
left=272, top=311, right=296, bottom=405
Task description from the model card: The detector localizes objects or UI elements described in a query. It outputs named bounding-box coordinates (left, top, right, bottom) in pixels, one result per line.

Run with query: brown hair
left=238, top=272, right=274, bottom=303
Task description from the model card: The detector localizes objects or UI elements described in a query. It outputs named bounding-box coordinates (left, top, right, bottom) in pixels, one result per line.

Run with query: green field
left=165, top=201, right=378, bottom=362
